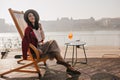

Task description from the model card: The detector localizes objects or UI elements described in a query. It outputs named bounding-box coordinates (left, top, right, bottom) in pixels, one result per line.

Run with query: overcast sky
left=0, top=0, right=120, bottom=24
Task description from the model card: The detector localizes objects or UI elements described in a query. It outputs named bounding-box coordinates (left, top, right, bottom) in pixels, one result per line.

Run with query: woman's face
left=28, top=13, right=35, bottom=23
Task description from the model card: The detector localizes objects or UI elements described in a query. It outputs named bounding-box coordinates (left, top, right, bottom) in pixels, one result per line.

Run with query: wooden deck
left=0, top=58, right=120, bottom=80
left=0, top=46, right=120, bottom=80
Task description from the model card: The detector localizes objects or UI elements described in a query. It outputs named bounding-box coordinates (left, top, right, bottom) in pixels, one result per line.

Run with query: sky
left=0, top=0, right=120, bottom=24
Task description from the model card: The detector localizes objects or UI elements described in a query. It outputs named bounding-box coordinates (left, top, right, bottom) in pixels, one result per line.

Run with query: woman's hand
left=38, top=40, right=44, bottom=44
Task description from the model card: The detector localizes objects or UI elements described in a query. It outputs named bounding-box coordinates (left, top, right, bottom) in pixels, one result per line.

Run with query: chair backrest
left=8, top=8, right=27, bottom=39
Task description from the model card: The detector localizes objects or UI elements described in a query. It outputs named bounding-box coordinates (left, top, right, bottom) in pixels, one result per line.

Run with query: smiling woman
left=21, top=9, right=81, bottom=76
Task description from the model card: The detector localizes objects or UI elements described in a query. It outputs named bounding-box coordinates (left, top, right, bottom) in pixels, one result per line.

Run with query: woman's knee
left=50, top=40, right=57, bottom=45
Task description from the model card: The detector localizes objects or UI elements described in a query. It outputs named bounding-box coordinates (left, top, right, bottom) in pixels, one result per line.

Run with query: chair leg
left=0, top=75, right=3, bottom=78
left=38, top=72, right=41, bottom=78
left=0, top=62, right=34, bottom=76
left=17, top=59, right=24, bottom=64
left=33, top=61, right=42, bottom=78
left=43, top=60, right=47, bottom=66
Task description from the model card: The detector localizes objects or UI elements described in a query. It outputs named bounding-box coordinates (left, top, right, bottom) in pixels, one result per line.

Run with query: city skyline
left=0, top=16, right=120, bottom=33
left=0, top=0, right=120, bottom=24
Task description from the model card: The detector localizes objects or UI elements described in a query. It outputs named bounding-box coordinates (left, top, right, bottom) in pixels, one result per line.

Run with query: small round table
left=64, top=40, right=87, bottom=66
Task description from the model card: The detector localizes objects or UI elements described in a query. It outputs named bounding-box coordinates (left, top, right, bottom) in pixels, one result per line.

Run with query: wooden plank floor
left=0, top=58, right=120, bottom=80
left=0, top=46, right=120, bottom=80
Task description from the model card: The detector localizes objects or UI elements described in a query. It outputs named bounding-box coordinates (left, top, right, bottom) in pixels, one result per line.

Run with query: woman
left=22, top=9, right=81, bottom=76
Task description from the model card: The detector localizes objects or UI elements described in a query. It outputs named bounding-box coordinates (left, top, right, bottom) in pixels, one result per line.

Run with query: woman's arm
left=22, top=27, right=31, bottom=60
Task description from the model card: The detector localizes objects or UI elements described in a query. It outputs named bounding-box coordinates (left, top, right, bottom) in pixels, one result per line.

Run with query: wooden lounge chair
left=0, top=8, right=48, bottom=78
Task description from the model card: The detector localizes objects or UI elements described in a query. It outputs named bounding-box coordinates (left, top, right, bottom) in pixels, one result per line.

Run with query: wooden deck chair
left=0, top=8, right=48, bottom=78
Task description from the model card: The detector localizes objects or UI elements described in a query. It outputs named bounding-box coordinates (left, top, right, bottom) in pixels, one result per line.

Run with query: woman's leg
left=53, top=52, right=81, bottom=75
left=48, top=40, right=81, bottom=75
left=39, top=40, right=81, bottom=75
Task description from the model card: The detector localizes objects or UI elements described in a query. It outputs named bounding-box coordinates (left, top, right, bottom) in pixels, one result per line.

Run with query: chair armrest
left=29, top=43, right=40, bottom=61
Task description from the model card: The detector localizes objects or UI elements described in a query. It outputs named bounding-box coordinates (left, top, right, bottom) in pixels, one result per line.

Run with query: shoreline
left=0, top=46, right=120, bottom=59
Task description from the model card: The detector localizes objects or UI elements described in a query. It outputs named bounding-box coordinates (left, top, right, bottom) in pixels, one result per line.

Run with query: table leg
left=74, top=46, right=78, bottom=66
left=64, top=45, right=68, bottom=59
left=82, top=45, right=87, bottom=64
left=72, top=46, right=75, bottom=66
left=75, top=45, right=87, bottom=64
